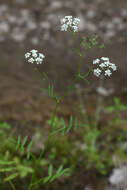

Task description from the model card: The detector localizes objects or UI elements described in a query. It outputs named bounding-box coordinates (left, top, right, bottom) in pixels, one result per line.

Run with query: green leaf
left=0, top=167, right=16, bottom=172
left=67, top=115, right=73, bottom=133
left=48, top=164, right=53, bottom=176
left=60, top=168, right=70, bottom=176
left=107, top=106, right=115, bottom=112
left=16, top=136, right=21, bottom=150
left=49, top=166, right=67, bottom=183
left=43, top=176, right=51, bottom=184
left=51, top=126, right=65, bottom=135
left=4, top=173, right=18, bottom=182
left=99, top=44, right=104, bottom=48
left=56, top=165, right=63, bottom=175
left=61, top=118, right=66, bottom=135
left=21, top=136, right=28, bottom=153
left=43, top=72, right=49, bottom=81
left=0, top=160, right=15, bottom=166
left=119, top=105, right=127, bottom=111
left=26, top=141, right=33, bottom=160
left=0, top=122, right=10, bottom=129
left=114, top=97, right=120, bottom=104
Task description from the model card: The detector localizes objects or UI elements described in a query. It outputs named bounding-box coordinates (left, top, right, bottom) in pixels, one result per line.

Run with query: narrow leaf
left=48, top=164, right=53, bottom=176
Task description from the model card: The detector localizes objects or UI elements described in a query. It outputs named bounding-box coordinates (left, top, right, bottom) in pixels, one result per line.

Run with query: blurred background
left=0, top=0, right=127, bottom=189
left=0, top=0, right=127, bottom=121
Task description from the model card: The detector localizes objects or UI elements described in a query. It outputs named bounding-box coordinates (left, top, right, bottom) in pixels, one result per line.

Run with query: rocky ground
left=0, top=0, right=127, bottom=119
left=0, top=0, right=127, bottom=91
left=0, top=0, right=127, bottom=189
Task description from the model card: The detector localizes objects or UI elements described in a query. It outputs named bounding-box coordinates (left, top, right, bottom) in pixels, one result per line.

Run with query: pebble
left=109, top=166, right=127, bottom=189
left=0, top=1, right=126, bottom=44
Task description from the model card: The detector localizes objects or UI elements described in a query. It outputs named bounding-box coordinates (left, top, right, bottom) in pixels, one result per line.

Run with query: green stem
left=29, top=67, right=81, bottom=189
left=34, top=64, right=45, bottom=82
left=96, top=76, right=104, bottom=124
left=9, top=180, right=16, bottom=190
left=78, top=55, right=82, bottom=75
left=37, top=57, right=85, bottom=160
left=60, top=75, right=79, bottom=100
left=49, top=99, right=60, bottom=134
left=29, top=43, right=90, bottom=188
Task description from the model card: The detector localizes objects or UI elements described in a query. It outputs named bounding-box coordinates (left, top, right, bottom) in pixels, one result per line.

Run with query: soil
left=0, top=0, right=127, bottom=189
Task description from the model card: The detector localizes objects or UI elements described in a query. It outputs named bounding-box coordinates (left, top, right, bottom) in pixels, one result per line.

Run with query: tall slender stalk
left=96, top=76, right=104, bottom=124
left=28, top=59, right=84, bottom=189
left=8, top=180, right=16, bottom=190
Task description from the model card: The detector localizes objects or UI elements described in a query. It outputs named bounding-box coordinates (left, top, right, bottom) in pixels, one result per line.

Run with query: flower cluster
left=25, top=50, right=45, bottom=64
left=93, top=57, right=117, bottom=77
left=60, top=16, right=80, bottom=32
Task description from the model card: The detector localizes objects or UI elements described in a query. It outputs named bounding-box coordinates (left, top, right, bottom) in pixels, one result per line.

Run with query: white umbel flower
left=109, top=63, right=117, bottom=71
left=32, top=53, right=38, bottom=58
left=60, top=15, right=80, bottom=32
left=60, top=18, right=66, bottom=24
left=94, top=68, right=102, bottom=77
left=104, top=61, right=110, bottom=66
left=99, top=63, right=106, bottom=68
left=105, top=69, right=112, bottom=76
left=30, top=49, right=38, bottom=54
left=61, top=24, right=68, bottom=31
left=65, top=16, right=73, bottom=20
left=72, top=25, right=78, bottom=32
left=73, top=18, right=80, bottom=25
left=92, top=57, right=117, bottom=78
left=101, top=57, right=109, bottom=61
left=28, top=58, right=34, bottom=63
left=25, top=52, right=31, bottom=58
left=93, top=58, right=100, bottom=64
left=36, top=57, right=43, bottom=64
left=25, top=49, right=45, bottom=64
left=39, top=53, right=45, bottom=59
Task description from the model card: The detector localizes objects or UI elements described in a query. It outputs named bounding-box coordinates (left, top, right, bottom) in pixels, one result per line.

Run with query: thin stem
left=9, top=180, right=16, bottom=190
left=78, top=55, right=82, bottom=75
left=34, top=64, right=45, bottom=82
left=49, top=99, right=60, bottom=134
left=60, top=75, right=79, bottom=100
left=29, top=43, right=90, bottom=188
left=28, top=70, right=80, bottom=189
left=96, top=76, right=104, bottom=124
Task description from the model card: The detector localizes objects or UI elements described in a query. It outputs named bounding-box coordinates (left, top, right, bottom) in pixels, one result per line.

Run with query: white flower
left=25, top=49, right=45, bottom=64
left=101, top=57, right=109, bottom=61
left=93, top=58, right=100, bottom=64
left=61, top=23, right=68, bottom=31
left=28, top=58, right=34, bottom=63
left=72, top=25, right=78, bottom=32
left=30, top=49, right=38, bottom=54
left=109, top=63, right=117, bottom=71
left=32, top=53, right=38, bottom=58
left=65, top=16, right=72, bottom=20
left=60, top=16, right=80, bottom=32
left=60, top=18, right=66, bottom=24
left=36, top=57, right=43, bottom=64
left=73, top=18, right=80, bottom=25
left=94, top=68, right=102, bottom=77
left=99, top=63, right=106, bottom=68
left=105, top=69, right=112, bottom=76
left=39, top=53, right=45, bottom=59
left=25, top=52, right=31, bottom=58
left=66, top=20, right=72, bottom=26
left=104, top=61, right=110, bottom=66
left=93, top=57, right=117, bottom=78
